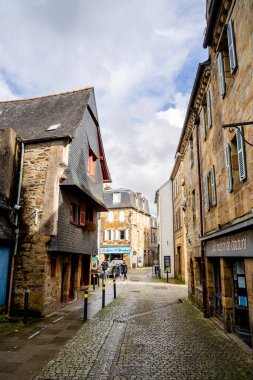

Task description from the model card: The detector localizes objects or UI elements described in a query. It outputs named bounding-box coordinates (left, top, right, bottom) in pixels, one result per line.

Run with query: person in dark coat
left=122, top=261, right=128, bottom=280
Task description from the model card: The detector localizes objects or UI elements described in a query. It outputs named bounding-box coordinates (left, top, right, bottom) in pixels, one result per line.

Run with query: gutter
left=7, top=139, right=24, bottom=315
left=23, top=135, right=72, bottom=144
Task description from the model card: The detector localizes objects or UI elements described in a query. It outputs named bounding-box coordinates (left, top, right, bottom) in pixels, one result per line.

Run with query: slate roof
left=0, top=88, right=93, bottom=140
left=104, top=188, right=150, bottom=215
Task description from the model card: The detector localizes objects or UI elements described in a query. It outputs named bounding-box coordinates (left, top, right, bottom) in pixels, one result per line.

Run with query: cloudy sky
left=0, top=0, right=207, bottom=214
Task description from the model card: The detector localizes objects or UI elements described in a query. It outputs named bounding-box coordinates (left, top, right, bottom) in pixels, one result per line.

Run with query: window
left=205, top=165, right=217, bottom=211
left=226, top=128, right=247, bottom=192
left=225, top=143, right=233, bottom=192
left=119, top=210, right=125, bottom=222
left=174, top=208, right=182, bottom=232
left=88, top=148, right=97, bottom=178
left=108, top=230, right=114, bottom=241
left=216, top=18, right=237, bottom=99
left=201, top=106, right=207, bottom=141
left=227, top=19, right=237, bottom=74
left=119, top=230, right=125, bottom=240
left=218, top=52, right=226, bottom=98
left=192, top=189, right=196, bottom=222
left=113, top=192, right=121, bottom=204
left=71, top=202, right=86, bottom=226
left=206, top=89, right=212, bottom=128
left=108, top=211, right=114, bottom=222
left=236, top=127, right=247, bottom=182
left=70, top=201, right=92, bottom=227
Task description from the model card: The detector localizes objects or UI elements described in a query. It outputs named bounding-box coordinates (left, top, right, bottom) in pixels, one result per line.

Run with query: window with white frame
left=113, top=192, right=121, bottom=204
left=107, top=211, right=114, bottom=222
left=119, top=210, right=125, bottom=222
left=119, top=229, right=126, bottom=240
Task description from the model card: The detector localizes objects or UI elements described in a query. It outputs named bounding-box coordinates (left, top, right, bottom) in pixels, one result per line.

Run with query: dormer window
left=88, top=148, right=97, bottom=178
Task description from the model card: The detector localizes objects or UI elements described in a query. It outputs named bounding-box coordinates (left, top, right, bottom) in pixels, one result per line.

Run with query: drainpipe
left=195, top=116, right=207, bottom=317
left=7, top=139, right=24, bottom=315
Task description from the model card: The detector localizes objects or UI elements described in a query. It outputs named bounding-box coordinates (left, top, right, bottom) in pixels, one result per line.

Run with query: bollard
left=97, top=274, right=100, bottom=287
left=113, top=278, right=116, bottom=299
left=102, top=283, right=105, bottom=308
left=167, top=271, right=169, bottom=283
left=23, top=291, right=29, bottom=324
left=83, top=290, right=88, bottom=321
left=92, top=274, right=95, bottom=291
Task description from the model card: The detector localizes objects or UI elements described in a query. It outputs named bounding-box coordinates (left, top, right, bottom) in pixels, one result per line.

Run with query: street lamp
left=222, top=121, right=253, bottom=147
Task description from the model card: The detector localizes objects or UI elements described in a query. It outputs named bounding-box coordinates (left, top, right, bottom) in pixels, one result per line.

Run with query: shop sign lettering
left=212, top=236, right=247, bottom=253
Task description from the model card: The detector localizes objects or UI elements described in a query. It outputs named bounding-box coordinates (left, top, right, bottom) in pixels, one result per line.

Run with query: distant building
left=155, top=180, right=174, bottom=279
left=0, top=88, right=111, bottom=316
left=99, top=188, right=151, bottom=268
left=150, top=215, right=158, bottom=267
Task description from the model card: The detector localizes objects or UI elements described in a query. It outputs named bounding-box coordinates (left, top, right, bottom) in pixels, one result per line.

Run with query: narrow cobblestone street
left=33, top=268, right=253, bottom=380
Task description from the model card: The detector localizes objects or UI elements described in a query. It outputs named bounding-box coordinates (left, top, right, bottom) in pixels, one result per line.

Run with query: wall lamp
left=222, top=121, right=253, bottom=147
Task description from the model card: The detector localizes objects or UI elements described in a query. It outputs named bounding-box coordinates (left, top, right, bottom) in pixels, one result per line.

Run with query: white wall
left=156, top=180, right=174, bottom=278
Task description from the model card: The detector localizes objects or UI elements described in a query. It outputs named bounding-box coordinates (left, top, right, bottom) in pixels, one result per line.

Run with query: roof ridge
left=0, top=86, right=94, bottom=104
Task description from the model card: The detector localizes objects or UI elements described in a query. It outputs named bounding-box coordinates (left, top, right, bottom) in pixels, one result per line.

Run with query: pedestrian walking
left=122, top=261, right=127, bottom=280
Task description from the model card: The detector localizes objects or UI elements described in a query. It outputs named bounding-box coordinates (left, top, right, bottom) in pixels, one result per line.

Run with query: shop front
left=99, top=246, right=130, bottom=265
left=204, top=228, right=253, bottom=348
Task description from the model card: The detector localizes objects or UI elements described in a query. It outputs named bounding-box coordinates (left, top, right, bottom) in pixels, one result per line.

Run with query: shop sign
left=100, top=246, right=130, bottom=254
left=205, top=230, right=253, bottom=257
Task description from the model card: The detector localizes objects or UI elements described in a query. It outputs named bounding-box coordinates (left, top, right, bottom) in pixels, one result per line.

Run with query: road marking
left=28, top=331, right=41, bottom=340
left=52, top=316, right=65, bottom=323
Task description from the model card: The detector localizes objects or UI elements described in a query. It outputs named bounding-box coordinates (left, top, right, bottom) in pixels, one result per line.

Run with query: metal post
left=167, top=271, right=169, bottom=283
left=97, top=274, right=100, bottom=287
left=23, top=291, right=29, bottom=324
left=102, top=283, right=105, bottom=308
left=92, top=274, right=95, bottom=291
left=113, top=278, right=116, bottom=299
left=83, top=290, right=88, bottom=321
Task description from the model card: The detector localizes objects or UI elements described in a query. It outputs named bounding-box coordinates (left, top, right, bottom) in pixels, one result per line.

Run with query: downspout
left=7, top=139, right=24, bottom=315
left=195, top=116, right=207, bottom=317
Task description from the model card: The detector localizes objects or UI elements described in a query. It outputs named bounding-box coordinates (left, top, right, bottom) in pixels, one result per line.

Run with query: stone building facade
left=99, top=189, right=151, bottom=268
left=171, top=0, right=253, bottom=349
left=0, top=88, right=111, bottom=316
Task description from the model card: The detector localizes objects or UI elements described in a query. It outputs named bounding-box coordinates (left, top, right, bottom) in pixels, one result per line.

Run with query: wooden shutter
left=104, top=230, right=108, bottom=241
left=111, top=230, right=114, bottom=241
left=79, top=201, right=86, bottom=226
left=236, top=126, right=247, bottom=181
left=225, top=144, right=233, bottom=192
left=202, top=106, right=207, bottom=140
left=126, top=229, right=129, bottom=241
left=115, top=230, right=119, bottom=241
left=227, top=19, right=237, bottom=74
left=206, top=90, right=212, bottom=128
left=205, top=174, right=210, bottom=211
left=210, top=165, right=217, bottom=206
left=218, top=52, right=226, bottom=97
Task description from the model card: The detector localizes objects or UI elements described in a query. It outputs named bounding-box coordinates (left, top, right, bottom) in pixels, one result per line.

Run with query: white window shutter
left=225, top=144, right=233, bottom=192
left=115, top=230, right=119, bottom=241
left=236, top=126, right=247, bottom=181
left=126, top=229, right=129, bottom=241
left=227, top=19, right=237, bottom=74
left=111, top=230, right=114, bottom=241
left=202, top=106, right=207, bottom=140
left=205, top=174, right=210, bottom=211
left=206, top=90, right=212, bottom=128
left=104, top=230, right=108, bottom=241
left=210, top=165, right=217, bottom=206
left=218, top=52, right=226, bottom=97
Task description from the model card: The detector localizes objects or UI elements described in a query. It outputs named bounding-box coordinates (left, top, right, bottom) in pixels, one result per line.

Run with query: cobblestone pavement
left=35, top=270, right=253, bottom=380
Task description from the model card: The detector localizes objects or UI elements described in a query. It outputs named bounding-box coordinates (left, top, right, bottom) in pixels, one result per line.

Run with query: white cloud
left=0, top=0, right=207, bottom=214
